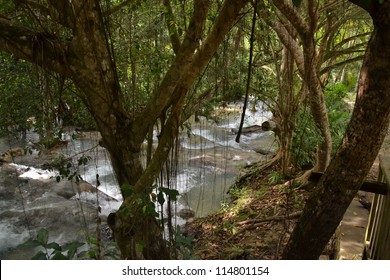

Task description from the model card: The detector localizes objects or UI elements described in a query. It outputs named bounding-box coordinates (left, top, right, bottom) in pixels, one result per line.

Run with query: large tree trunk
left=282, top=1, right=390, bottom=259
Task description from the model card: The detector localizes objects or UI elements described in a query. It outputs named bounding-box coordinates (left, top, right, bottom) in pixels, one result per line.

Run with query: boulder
left=0, top=147, right=25, bottom=163
left=177, top=208, right=196, bottom=220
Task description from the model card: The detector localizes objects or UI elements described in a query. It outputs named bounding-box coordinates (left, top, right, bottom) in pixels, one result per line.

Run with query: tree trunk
left=270, top=0, right=333, bottom=172
left=283, top=1, right=390, bottom=259
left=302, top=0, right=332, bottom=172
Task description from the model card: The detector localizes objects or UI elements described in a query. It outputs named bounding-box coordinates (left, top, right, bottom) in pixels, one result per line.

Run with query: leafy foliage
left=0, top=54, right=40, bottom=137
left=18, top=228, right=85, bottom=260
left=174, top=226, right=195, bottom=259
left=291, top=83, right=352, bottom=168
left=268, top=171, right=283, bottom=185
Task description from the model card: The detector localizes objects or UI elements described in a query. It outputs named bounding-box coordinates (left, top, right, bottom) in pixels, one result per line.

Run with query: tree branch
left=324, top=43, right=366, bottom=62
left=133, top=0, right=211, bottom=140
left=320, top=55, right=365, bottom=75
left=0, top=18, right=69, bottom=76
left=163, top=0, right=182, bottom=54
left=265, top=14, right=305, bottom=77
left=46, top=0, right=76, bottom=29
left=14, top=0, right=51, bottom=18
left=271, top=0, right=310, bottom=37
left=332, top=32, right=371, bottom=50
left=104, top=0, right=137, bottom=16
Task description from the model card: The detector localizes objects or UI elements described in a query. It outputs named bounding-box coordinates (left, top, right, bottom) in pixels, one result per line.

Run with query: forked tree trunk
left=283, top=1, right=390, bottom=259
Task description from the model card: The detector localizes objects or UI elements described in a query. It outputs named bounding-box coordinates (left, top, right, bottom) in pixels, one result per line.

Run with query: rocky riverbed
left=0, top=142, right=120, bottom=259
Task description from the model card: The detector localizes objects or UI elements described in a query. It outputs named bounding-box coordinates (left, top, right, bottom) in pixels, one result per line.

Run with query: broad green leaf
left=32, top=251, right=47, bottom=260
left=67, top=247, right=77, bottom=259
left=36, top=228, right=49, bottom=246
left=17, top=239, right=41, bottom=249
left=160, top=187, right=179, bottom=201
left=46, top=242, right=62, bottom=251
left=157, top=191, right=165, bottom=205
left=66, top=243, right=87, bottom=260
left=51, top=252, right=68, bottom=260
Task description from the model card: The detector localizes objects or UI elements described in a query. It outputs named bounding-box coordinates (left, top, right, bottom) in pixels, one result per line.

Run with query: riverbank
left=185, top=130, right=390, bottom=260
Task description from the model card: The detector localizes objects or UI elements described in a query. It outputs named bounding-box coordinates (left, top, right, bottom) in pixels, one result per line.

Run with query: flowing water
left=0, top=102, right=276, bottom=259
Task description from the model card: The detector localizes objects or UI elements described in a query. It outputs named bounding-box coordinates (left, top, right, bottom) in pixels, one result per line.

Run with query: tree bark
left=283, top=0, right=390, bottom=259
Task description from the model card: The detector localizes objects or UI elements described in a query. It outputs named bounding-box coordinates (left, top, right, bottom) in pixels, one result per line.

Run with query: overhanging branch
left=0, top=18, right=69, bottom=76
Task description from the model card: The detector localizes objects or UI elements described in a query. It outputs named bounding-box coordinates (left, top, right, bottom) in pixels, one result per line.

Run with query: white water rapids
left=0, top=102, right=276, bottom=259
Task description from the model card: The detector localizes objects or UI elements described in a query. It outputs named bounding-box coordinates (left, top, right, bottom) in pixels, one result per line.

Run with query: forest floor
left=185, top=129, right=390, bottom=260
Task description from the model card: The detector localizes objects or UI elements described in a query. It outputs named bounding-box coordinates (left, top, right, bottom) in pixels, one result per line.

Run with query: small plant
left=268, top=171, right=282, bottom=185
left=18, top=228, right=85, bottom=260
left=291, top=82, right=352, bottom=169
left=174, top=226, right=195, bottom=259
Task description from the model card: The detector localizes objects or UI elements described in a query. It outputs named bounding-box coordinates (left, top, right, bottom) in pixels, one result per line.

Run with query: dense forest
left=1, top=0, right=390, bottom=260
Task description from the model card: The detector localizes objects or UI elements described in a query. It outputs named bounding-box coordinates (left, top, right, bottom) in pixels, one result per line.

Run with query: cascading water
left=0, top=101, right=276, bottom=259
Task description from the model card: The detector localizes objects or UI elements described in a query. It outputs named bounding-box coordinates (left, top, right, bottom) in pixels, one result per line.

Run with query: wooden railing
left=309, top=157, right=389, bottom=260
left=364, top=156, right=390, bottom=260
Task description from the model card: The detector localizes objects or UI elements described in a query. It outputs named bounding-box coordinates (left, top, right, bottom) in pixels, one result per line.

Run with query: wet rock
left=177, top=208, right=195, bottom=220
left=252, top=147, right=274, bottom=155
left=77, top=180, right=97, bottom=193
left=0, top=147, right=25, bottom=163
left=189, top=155, right=217, bottom=168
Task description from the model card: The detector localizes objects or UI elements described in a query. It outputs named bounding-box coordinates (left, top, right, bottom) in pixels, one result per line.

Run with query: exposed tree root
left=228, top=211, right=302, bottom=241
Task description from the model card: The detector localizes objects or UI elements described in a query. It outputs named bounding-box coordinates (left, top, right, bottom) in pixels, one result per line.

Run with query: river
left=0, top=102, right=276, bottom=259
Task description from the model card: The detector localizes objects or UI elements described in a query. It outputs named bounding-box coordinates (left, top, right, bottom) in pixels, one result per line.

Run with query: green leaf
left=157, top=191, right=165, bottom=205
left=379, top=0, right=384, bottom=4
left=121, top=184, right=133, bottom=197
left=142, top=202, right=159, bottom=217
left=66, top=247, right=78, bottom=259
left=63, top=241, right=84, bottom=249
left=51, top=252, right=68, bottom=260
left=46, top=242, right=62, bottom=251
left=160, top=187, right=179, bottom=201
left=62, top=241, right=84, bottom=257
left=88, top=250, right=97, bottom=259
left=17, top=239, right=42, bottom=249
left=32, top=251, right=48, bottom=260
left=36, top=228, right=49, bottom=246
